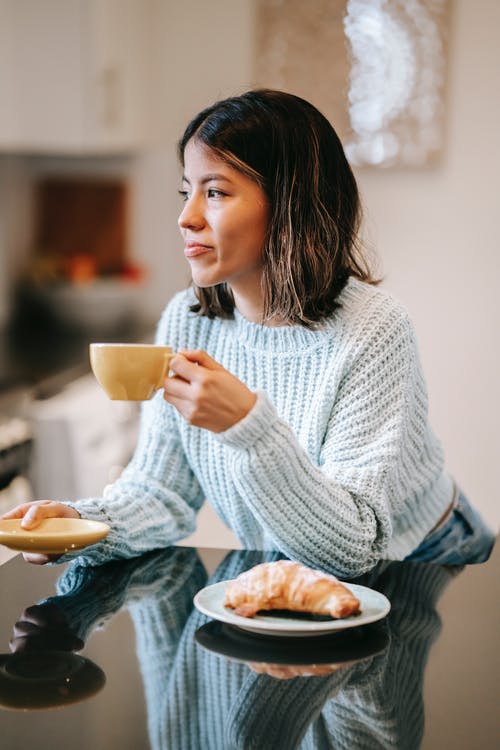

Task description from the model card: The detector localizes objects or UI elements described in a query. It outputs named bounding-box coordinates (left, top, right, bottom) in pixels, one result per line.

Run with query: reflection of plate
left=0, top=519, right=110, bottom=554
left=0, top=651, right=106, bottom=710
left=196, top=619, right=389, bottom=667
left=194, top=581, right=390, bottom=637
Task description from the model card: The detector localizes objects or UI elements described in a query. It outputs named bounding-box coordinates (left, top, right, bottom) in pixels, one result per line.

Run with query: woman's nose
left=178, top=198, right=205, bottom=231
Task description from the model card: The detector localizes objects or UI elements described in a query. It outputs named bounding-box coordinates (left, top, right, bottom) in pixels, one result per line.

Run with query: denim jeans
left=405, top=491, right=496, bottom=565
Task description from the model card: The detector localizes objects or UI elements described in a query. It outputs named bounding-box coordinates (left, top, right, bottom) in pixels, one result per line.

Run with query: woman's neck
left=230, top=280, right=290, bottom=327
left=233, top=297, right=289, bottom=328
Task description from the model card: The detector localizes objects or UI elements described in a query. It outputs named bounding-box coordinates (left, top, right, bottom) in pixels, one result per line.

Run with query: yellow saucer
left=0, top=518, right=110, bottom=554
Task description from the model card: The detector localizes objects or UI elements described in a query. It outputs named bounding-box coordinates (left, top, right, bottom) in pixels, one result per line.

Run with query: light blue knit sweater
left=66, top=278, right=453, bottom=574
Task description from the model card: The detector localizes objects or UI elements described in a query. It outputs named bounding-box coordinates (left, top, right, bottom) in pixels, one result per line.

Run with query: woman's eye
left=178, top=190, right=189, bottom=201
left=207, top=188, right=225, bottom=199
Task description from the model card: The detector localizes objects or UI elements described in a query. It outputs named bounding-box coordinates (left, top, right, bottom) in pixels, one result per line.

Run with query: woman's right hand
left=1, top=501, right=81, bottom=564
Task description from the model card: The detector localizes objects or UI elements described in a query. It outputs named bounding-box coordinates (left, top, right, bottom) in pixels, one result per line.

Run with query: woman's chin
left=191, top=273, right=224, bottom=289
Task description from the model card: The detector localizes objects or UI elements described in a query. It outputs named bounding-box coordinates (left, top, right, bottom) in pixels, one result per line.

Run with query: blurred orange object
left=65, top=254, right=97, bottom=284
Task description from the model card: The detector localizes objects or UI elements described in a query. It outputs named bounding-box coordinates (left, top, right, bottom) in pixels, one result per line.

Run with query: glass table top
left=0, top=542, right=498, bottom=749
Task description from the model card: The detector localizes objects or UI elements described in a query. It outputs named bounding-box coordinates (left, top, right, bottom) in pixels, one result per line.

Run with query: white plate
left=0, top=518, right=110, bottom=554
left=193, top=580, right=391, bottom=637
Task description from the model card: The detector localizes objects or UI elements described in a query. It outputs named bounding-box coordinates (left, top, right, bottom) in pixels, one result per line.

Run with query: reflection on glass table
left=0, top=650, right=105, bottom=711
left=3, top=546, right=465, bottom=749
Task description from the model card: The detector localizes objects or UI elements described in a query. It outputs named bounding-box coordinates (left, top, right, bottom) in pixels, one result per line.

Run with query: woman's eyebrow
left=181, top=173, right=233, bottom=185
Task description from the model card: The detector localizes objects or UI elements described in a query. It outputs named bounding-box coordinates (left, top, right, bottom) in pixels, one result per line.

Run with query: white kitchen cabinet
left=0, top=0, right=155, bottom=153
left=28, top=373, right=140, bottom=501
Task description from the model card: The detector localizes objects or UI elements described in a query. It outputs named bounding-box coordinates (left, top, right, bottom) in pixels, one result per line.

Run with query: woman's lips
left=184, top=244, right=212, bottom=258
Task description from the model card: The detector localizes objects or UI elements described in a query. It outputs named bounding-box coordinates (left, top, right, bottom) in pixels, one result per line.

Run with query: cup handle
left=155, top=352, right=174, bottom=391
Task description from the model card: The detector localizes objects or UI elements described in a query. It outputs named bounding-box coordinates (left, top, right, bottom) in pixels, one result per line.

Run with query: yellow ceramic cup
left=89, top=343, right=174, bottom=401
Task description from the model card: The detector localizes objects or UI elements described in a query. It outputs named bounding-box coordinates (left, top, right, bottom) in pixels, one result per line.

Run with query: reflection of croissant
left=224, top=561, right=361, bottom=619
left=246, top=662, right=353, bottom=679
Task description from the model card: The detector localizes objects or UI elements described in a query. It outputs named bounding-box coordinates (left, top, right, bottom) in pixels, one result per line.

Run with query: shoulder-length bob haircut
left=178, top=89, right=377, bottom=327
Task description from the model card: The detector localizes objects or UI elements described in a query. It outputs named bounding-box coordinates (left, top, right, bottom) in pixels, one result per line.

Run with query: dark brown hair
left=178, top=89, right=377, bottom=327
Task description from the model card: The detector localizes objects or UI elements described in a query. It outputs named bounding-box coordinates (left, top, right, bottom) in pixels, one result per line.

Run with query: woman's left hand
left=163, top=350, right=257, bottom=433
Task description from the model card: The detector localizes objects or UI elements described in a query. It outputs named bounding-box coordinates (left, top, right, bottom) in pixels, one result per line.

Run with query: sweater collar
left=232, top=307, right=330, bottom=353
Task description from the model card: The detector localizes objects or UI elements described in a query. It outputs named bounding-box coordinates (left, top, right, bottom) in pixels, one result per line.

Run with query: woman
left=2, top=90, right=494, bottom=572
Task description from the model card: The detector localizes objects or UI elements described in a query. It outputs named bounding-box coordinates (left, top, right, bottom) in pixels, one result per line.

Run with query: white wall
left=128, top=0, right=256, bottom=324
left=355, top=0, right=500, bottom=530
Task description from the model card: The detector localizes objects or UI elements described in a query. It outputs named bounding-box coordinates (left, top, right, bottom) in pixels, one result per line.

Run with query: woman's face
left=178, top=139, right=269, bottom=305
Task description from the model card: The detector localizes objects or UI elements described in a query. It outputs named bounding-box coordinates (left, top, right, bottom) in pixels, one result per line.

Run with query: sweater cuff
left=214, top=391, right=279, bottom=449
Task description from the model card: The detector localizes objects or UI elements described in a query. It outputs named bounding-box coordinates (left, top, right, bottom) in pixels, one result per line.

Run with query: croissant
left=224, top=560, right=361, bottom=619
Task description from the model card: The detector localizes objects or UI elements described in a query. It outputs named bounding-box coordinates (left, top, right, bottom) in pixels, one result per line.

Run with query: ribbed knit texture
left=46, top=549, right=461, bottom=750
left=63, top=278, right=453, bottom=574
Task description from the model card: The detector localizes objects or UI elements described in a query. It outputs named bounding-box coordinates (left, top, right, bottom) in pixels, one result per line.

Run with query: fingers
left=1, top=501, right=52, bottom=521
left=167, top=355, right=197, bottom=384
left=10, top=609, right=84, bottom=653
left=163, top=373, right=191, bottom=401
left=169, top=350, right=222, bottom=382
left=22, top=553, right=56, bottom=565
left=1, top=500, right=75, bottom=530
left=165, top=350, right=224, bottom=403
left=12, top=620, right=43, bottom=639
left=178, top=349, right=222, bottom=369
left=21, top=503, right=61, bottom=530
left=2, top=503, right=78, bottom=565
left=20, top=501, right=80, bottom=530
left=21, top=603, right=67, bottom=628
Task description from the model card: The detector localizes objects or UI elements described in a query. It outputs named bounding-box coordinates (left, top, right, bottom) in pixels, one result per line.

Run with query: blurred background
left=0, top=0, right=498, bottom=543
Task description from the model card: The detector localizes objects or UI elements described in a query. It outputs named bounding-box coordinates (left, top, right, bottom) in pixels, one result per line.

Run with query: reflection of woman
left=10, top=547, right=206, bottom=653
left=13, top=549, right=460, bottom=750
left=2, top=89, right=494, bottom=572
left=145, top=554, right=460, bottom=750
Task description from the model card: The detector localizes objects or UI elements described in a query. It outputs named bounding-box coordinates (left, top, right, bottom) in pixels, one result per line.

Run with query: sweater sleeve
left=214, top=304, right=436, bottom=577
left=59, top=295, right=205, bottom=566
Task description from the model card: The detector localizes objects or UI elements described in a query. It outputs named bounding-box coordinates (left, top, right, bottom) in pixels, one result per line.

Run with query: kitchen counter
left=0, top=542, right=498, bottom=749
